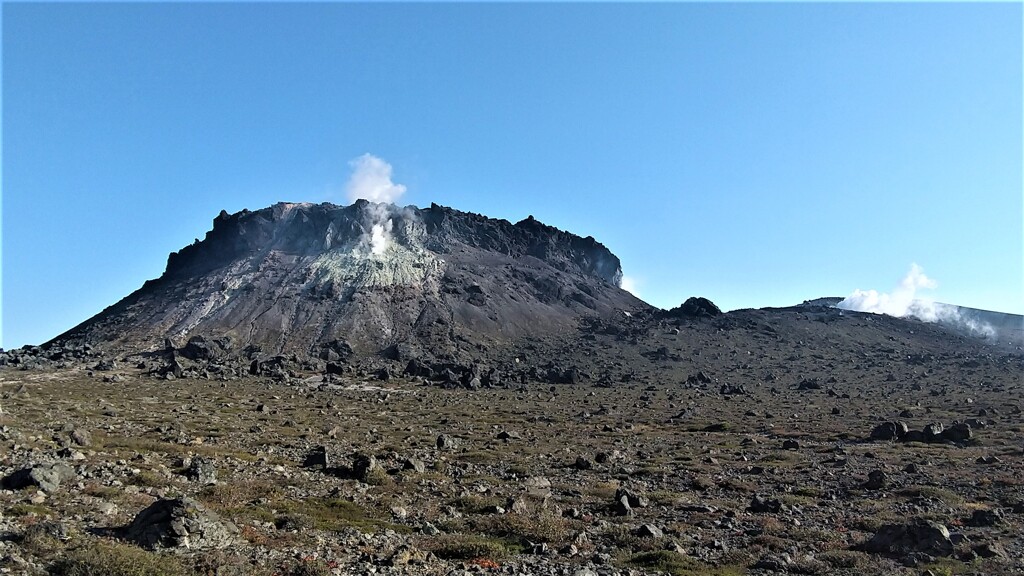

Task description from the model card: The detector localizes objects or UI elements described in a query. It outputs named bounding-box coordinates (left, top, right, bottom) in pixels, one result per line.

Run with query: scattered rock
left=180, top=335, right=231, bottom=361
left=870, top=421, right=909, bottom=441
left=403, top=457, right=426, bottom=474
left=185, top=456, right=217, bottom=485
left=922, top=423, right=945, bottom=442
left=70, top=429, right=92, bottom=447
left=747, top=494, right=784, bottom=513
left=573, top=456, right=594, bottom=470
left=93, top=359, right=117, bottom=371
left=388, top=544, right=430, bottom=566
left=686, top=371, right=713, bottom=385
left=752, top=553, right=792, bottom=571
left=942, top=422, right=973, bottom=443
left=861, top=518, right=954, bottom=558
left=636, top=524, right=663, bottom=538
left=796, top=378, right=821, bottom=391
left=352, top=453, right=385, bottom=482
left=524, top=476, right=552, bottom=489
left=666, top=297, right=722, bottom=318
left=249, top=356, right=291, bottom=379
left=125, top=497, right=239, bottom=550
left=303, top=446, right=330, bottom=469
left=21, top=521, right=70, bottom=543
left=613, top=495, right=633, bottom=517
left=864, top=470, right=887, bottom=490
left=57, top=448, right=86, bottom=461
left=2, top=463, right=77, bottom=493
left=966, top=508, right=1004, bottom=527
left=973, top=542, right=1008, bottom=559
left=509, top=497, right=529, bottom=514
left=614, top=487, right=648, bottom=508
left=719, top=383, right=749, bottom=395
left=436, top=434, right=458, bottom=450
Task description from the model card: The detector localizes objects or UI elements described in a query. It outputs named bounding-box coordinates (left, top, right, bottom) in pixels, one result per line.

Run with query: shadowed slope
left=50, top=201, right=647, bottom=360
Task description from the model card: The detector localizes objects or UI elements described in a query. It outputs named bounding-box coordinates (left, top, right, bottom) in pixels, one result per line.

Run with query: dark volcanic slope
left=52, top=201, right=646, bottom=358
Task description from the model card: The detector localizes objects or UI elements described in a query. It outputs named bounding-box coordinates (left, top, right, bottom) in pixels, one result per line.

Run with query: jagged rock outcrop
left=48, top=201, right=645, bottom=361
left=664, top=297, right=722, bottom=319
left=125, top=497, right=239, bottom=550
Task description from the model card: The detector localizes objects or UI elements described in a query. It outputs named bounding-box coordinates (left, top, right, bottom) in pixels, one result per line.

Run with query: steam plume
left=370, top=220, right=393, bottom=256
left=620, top=275, right=641, bottom=297
left=344, top=154, right=406, bottom=256
left=837, top=264, right=995, bottom=338
left=345, top=154, right=407, bottom=205
left=838, top=263, right=935, bottom=317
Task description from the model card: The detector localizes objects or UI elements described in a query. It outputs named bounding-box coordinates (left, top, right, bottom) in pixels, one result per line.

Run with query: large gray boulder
left=2, top=463, right=77, bottom=493
left=125, top=497, right=238, bottom=550
left=942, top=422, right=973, bottom=443
left=184, top=456, right=217, bottom=485
left=862, top=518, right=954, bottom=558
left=869, top=421, right=909, bottom=441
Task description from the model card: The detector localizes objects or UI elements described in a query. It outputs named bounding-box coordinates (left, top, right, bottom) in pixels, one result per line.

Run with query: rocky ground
left=1, top=305, right=1022, bottom=576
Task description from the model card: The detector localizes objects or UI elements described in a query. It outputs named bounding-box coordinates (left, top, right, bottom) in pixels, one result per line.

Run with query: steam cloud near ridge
left=837, top=264, right=995, bottom=338
left=620, top=275, right=641, bottom=297
left=344, top=154, right=407, bottom=255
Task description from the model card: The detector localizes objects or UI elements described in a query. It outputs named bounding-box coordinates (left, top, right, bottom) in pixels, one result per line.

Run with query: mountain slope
left=50, top=201, right=646, bottom=360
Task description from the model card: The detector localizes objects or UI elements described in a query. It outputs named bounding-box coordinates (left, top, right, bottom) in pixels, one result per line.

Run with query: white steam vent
left=345, top=153, right=407, bottom=256
left=370, top=220, right=393, bottom=255
left=838, top=263, right=935, bottom=318
left=837, top=264, right=995, bottom=338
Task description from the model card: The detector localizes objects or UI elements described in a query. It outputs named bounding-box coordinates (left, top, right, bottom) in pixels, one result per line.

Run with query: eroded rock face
left=125, top=497, right=239, bottom=550
left=49, top=201, right=644, bottom=361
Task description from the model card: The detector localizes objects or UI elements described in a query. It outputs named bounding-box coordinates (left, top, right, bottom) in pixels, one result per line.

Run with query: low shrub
left=50, top=540, right=186, bottom=576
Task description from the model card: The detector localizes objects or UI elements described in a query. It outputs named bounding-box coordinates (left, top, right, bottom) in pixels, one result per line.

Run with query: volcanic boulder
left=861, top=518, right=954, bottom=559
left=125, top=497, right=239, bottom=550
left=665, top=297, right=722, bottom=318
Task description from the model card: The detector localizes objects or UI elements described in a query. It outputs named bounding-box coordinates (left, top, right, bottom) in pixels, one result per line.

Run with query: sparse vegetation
left=898, top=485, right=965, bottom=506
left=466, top=511, right=574, bottom=544
left=362, top=465, right=391, bottom=486
left=819, top=550, right=871, bottom=570
left=424, top=534, right=516, bottom=560
left=622, top=545, right=704, bottom=573
left=7, top=503, right=53, bottom=517
left=19, top=523, right=68, bottom=556
left=125, top=470, right=169, bottom=488
left=50, top=540, right=186, bottom=576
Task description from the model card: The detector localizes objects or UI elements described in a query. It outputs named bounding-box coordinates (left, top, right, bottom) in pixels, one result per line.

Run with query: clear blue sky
left=3, top=3, right=1022, bottom=349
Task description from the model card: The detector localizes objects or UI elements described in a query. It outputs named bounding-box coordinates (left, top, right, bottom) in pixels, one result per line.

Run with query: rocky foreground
left=1, top=344, right=1022, bottom=575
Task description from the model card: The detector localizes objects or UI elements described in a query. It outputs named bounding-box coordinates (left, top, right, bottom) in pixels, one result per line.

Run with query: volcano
left=7, top=200, right=1024, bottom=576
left=51, top=201, right=646, bottom=362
